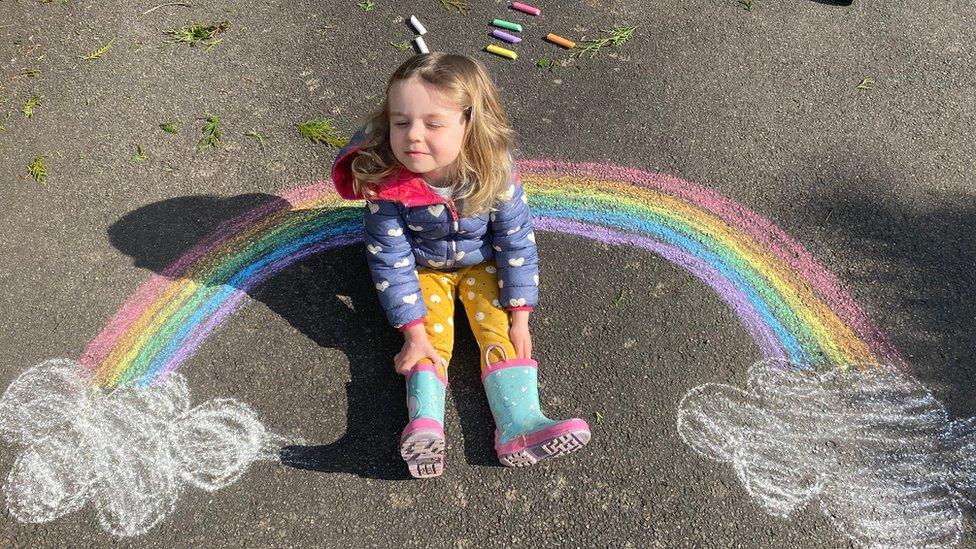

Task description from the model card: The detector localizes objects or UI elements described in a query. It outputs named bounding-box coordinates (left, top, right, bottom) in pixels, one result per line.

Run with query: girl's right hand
left=393, top=324, right=444, bottom=376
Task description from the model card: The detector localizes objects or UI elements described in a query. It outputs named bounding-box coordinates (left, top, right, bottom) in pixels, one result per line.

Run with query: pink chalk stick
left=512, top=2, right=541, bottom=16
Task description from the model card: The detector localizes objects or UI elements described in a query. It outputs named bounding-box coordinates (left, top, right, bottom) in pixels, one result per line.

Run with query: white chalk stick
left=410, top=15, right=427, bottom=35
left=414, top=35, right=429, bottom=54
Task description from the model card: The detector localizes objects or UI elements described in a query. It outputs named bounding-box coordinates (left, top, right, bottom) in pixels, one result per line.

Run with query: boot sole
left=400, top=429, right=445, bottom=478
left=499, top=428, right=591, bottom=468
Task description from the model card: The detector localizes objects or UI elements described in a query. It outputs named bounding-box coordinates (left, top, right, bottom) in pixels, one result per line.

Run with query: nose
left=406, top=120, right=424, bottom=142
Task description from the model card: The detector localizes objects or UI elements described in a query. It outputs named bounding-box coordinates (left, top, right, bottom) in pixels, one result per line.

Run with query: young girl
left=330, top=53, right=591, bottom=478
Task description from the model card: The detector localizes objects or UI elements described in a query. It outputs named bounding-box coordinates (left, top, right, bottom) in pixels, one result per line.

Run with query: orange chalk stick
left=546, top=33, right=575, bottom=49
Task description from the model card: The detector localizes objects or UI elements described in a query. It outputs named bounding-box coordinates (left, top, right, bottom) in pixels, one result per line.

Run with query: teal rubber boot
left=481, top=345, right=591, bottom=467
left=400, top=363, right=447, bottom=478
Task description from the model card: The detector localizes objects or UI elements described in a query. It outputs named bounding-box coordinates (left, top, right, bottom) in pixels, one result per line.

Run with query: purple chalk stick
left=492, top=29, right=522, bottom=44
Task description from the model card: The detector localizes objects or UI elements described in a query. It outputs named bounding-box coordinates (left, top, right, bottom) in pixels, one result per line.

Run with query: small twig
left=142, top=2, right=192, bottom=15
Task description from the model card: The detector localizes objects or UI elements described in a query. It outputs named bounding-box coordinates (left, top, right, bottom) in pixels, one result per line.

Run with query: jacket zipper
left=447, top=199, right=459, bottom=267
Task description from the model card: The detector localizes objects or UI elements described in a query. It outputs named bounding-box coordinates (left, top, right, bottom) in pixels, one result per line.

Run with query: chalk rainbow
left=80, top=161, right=905, bottom=388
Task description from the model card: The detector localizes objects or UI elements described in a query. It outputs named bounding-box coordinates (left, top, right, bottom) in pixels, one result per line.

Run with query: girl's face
left=388, top=75, right=468, bottom=185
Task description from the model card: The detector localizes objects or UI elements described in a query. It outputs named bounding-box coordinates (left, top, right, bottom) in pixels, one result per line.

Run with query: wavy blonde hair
left=350, top=53, right=516, bottom=216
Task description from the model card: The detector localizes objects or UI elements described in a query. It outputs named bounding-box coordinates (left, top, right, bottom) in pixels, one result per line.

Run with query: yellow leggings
left=415, top=262, right=517, bottom=374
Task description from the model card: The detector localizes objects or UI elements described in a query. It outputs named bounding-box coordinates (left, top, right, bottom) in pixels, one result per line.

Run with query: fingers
left=394, top=348, right=444, bottom=376
left=393, top=352, right=411, bottom=376
left=511, top=333, right=532, bottom=360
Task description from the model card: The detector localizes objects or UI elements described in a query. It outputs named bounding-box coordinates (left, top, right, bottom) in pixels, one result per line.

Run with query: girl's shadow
left=108, top=193, right=499, bottom=480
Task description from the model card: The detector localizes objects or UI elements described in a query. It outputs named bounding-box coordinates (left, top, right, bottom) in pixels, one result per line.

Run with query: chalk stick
left=512, top=2, right=541, bottom=16
left=491, top=19, right=523, bottom=32
left=486, top=44, right=517, bottom=60
left=409, top=15, right=427, bottom=35
left=491, top=29, right=522, bottom=44
left=414, top=36, right=429, bottom=54
left=546, top=33, right=575, bottom=49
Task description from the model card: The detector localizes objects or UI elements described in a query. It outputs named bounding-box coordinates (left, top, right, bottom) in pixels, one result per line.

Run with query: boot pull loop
left=484, top=343, right=509, bottom=367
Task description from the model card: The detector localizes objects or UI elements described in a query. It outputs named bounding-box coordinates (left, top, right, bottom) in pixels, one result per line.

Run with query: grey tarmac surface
left=1, top=0, right=975, bottom=547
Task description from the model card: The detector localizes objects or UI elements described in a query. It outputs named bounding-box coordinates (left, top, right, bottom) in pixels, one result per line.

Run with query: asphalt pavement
left=1, top=0, right=975, bottom=547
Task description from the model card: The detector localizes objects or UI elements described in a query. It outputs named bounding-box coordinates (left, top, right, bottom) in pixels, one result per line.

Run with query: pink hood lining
left=331, top=144, right=521, bottom=208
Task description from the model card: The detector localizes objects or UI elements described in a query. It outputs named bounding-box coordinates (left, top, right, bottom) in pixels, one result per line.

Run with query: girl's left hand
left=509, top=311, right=532, bottom=359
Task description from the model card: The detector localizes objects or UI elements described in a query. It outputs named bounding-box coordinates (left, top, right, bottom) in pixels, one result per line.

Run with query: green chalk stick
left=491, top=19, right=523, bottom=33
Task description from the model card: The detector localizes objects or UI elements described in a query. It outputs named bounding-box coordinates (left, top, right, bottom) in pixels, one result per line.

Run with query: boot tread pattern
left=401, top=432, right=445, bottom=478
left=500, top=432, right=589, bottom=468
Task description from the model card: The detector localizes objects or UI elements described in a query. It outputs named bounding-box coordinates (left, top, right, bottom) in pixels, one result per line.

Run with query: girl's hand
left=394, top=324, right=444, bottom=375
left=509, top=310, right=532, bottom=359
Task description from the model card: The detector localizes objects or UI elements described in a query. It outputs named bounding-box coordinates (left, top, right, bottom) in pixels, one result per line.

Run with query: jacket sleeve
left=364, top=200, right=426, bottom=330
left=489, top=173, right=539, bottom=311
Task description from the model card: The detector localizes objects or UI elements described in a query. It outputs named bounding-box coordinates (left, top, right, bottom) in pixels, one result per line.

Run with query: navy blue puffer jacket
left=331, top=130, right=539, bottom=330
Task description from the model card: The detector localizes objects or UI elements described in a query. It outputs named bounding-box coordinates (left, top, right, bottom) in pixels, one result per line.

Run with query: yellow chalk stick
left=546, top=33, right=576, bottom=49
left=486, top=44, right=517, bottom=60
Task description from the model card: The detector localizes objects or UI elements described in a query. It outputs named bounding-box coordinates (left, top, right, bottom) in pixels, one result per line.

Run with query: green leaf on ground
left=391, top=40, right=412, bottom=50
left=738, top=0, right=753, bottom=11
left=244, top=129, right=268, bottom=147
left=594, top=411, right=604, bottom=424
left=164, top=21, right=230, bottom=48
left=536, top=57, right=558, bottom=72
left=23, top=95, right=42, bottom=118
left=197, top=113, right=221, bottom=151
left=857, top=77, right=875, bottom=90
left=131, top=144, right=147, bottom=162
left=438, top=0, right=467, bottom=14
left=573, top=25, right=638, bottom=60
left=357, top=0, right=374, bottom=12
left=297, top=118, right=349, bottom=148
left=27, top=155, right=49, bottom=183
left=159, top=122, right=179, bottom=134
left=83, top=38, right=115, bottom=60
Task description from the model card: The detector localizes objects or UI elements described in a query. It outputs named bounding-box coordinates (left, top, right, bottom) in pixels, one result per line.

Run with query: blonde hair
left=350, top=53, right=516, bottom=216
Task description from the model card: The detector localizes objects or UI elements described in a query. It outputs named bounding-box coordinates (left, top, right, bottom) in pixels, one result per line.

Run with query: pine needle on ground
left=83, top=38, right=115, bottom=60
left=164, top=21, right=229, bottom=49
left=27, top=155, right=49, bottom=182
left=573, top=25, right=638, bottom=59
left=23, top=95, right=42, bottom=118
left=297, top=118, right=348, bottom=148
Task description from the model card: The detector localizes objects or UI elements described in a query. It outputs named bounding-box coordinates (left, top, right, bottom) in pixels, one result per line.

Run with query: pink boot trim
left=495, top=419, right=591, bottom=467
left=480, top=357, right=537, bottom=383
left=400, top=417, right=444, bottom=442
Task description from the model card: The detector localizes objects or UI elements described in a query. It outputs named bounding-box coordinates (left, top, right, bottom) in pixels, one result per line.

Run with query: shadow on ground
left=801, top=186, right=976, bottom=417
left=108, top=193, right=501, bottom=480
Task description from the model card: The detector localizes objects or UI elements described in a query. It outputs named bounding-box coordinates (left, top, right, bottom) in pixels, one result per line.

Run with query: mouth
left=405, top=151, right=429, bottom=157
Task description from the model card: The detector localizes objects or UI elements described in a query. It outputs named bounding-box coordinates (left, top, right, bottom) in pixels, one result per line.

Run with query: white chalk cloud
left=677, top=359, right=976, bottom=548
left=0, top=359, right=286, bottom=537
